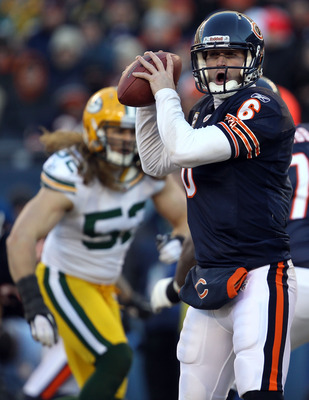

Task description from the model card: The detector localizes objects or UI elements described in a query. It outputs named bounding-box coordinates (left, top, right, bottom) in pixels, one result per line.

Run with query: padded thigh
left=232, top=268, right=270, bottom=393
left=177, top=308, right=210, bottom=364
left=177, top=307, right=235, bottom=400
left=234, top=265, right=297, bottom=397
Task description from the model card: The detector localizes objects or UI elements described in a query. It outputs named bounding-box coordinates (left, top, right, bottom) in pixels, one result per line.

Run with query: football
left=117, top=51, right=182, bottom=107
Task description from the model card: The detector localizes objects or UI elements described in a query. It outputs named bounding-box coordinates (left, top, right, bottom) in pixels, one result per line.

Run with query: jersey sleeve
left=216, top=90, right=294, bottom=160
left=40, top=149, right=81, bottom=203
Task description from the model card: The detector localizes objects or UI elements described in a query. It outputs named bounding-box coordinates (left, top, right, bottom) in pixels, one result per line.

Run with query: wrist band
left=166, top=279, right=181, bottom=304
left=173, top=235, right=185, bottom=245
left=173, top=280, right=181, bottom=293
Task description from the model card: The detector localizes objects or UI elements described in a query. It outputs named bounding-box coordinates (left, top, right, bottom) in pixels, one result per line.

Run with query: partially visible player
left=286, top=122, right=309, bottom=349
left=6, top=86, right=189, bottom=400
left=23, top=337, right=78, bottom=399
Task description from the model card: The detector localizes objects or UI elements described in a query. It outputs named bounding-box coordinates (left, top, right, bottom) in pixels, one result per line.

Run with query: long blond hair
left=40, top=129, right=137, bottom=190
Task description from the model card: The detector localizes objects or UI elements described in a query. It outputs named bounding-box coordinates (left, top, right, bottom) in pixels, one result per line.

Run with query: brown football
left=117, top=51, right=182, bottom=107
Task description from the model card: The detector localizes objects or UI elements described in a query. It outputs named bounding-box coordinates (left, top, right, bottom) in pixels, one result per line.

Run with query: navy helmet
left=191, top=11, right=264, bottom=97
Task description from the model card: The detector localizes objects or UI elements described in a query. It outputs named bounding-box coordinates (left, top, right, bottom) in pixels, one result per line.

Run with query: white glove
left=151, top=277, right=180, bottom=313
left=30, top=314, right=58, bottom=347
left=16, top=275, right=58, bottom=347
left=156, top=233, right=184, bottom=264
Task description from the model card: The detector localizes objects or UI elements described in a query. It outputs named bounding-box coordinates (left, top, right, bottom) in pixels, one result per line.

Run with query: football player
left=284, top=123, right=309, bottom=350
left=151, top=76, right=309, bottom=400
left=6, top=86, right=189, bottom=400
left=133, top=10, right=296, bottom=400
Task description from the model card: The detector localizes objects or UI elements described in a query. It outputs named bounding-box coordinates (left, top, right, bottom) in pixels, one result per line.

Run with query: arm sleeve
left=136, top=89, right=232, bottom=177
left=41, top=152, right=79, bottom=204
left=136, top=105, right=179, bottom=177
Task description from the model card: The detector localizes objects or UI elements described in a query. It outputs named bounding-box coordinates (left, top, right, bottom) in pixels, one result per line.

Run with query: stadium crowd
left=0, top=0, right=307, bottom=160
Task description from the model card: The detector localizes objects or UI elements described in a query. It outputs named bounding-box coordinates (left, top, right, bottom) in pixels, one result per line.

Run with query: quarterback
left=134, top=10, right=296, bottom=400
left=151, top=79, right=309, bottom=400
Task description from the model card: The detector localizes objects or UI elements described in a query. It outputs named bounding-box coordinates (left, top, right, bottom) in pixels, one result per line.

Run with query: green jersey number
left=82, top=201, right=146, bottom=249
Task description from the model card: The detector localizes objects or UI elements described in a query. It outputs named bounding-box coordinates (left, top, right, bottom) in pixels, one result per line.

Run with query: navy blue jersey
left=183, top=86, right=295, bottom=270
left=287, top=123, right=309, bottom=268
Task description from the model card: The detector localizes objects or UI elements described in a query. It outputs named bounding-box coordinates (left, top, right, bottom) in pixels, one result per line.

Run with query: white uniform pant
left=291, top=267, right=309, bottom=350
left=23, top=337, right=79, bottom=398
left=177, top=262, right=297, bottom=400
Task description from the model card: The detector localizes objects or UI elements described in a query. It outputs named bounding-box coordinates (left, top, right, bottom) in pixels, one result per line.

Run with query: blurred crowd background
left=1, top=0, right=309, bottom=198
left=1, top=0, right=309, bottom=399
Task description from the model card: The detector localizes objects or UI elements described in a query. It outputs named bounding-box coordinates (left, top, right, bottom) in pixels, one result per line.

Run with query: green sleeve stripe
left=41, top=171, right=77, bottom=194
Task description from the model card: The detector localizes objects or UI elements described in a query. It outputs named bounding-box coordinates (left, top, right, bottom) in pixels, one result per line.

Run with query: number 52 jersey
left=40, top=148, right=165, bottom=284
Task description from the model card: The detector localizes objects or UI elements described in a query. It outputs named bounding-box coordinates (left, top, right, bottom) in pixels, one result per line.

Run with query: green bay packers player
left=6, top=87, right=189, bottom=400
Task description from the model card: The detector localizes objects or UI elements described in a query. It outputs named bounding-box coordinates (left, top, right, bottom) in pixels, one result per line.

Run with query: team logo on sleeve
left=203, top=114, right=212, bottom=123
left=251, top=93, right=270, bottom=103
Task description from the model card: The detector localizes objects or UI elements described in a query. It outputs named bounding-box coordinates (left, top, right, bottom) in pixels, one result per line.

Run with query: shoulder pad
left=41, top=149, right=81, bottom=193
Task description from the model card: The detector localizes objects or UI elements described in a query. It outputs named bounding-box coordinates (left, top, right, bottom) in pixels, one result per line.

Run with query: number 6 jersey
left=40, top=148, right=165, bottom=284
left=184, top=86, right=295, bottom=270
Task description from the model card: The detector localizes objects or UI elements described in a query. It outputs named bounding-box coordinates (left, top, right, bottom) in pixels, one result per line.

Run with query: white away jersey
left=40, top=149, right=165, bottom=284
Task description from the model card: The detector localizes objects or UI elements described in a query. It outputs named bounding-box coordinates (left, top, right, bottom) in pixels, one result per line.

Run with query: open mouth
left=216, top=71, right=226, bottom=85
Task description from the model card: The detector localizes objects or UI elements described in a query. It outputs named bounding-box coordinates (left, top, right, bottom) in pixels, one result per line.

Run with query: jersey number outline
left=237, top=98, right=261, bottom=120
left=57, top=150, right=78, bottom=173
left=289, top=152, right=309, bottom=220
left=82, top=201, right=146, bottom=249
left=181, top=168, right=196, bottom=198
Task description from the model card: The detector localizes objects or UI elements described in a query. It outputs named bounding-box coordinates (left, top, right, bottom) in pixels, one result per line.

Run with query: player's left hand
left=30, top=313, right=58, bottom=347
left=134, top=51, right=176, bottom=95
left=151, top=277, right=180, bottom=313
left=16, top=274, right=59, bottom=347
left=156, top=233, right=184, bottom=264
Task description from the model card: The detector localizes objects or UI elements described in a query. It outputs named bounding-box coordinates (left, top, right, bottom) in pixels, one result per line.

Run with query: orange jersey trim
left=218, top=122, right=240, bottom=157
left=268, top=261, right=285, bottom=391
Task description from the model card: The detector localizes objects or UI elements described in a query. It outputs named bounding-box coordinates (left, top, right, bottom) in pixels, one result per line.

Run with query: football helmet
left=191, top=11, right=264, bottom=98
left=83, top=86, right=137, bottom=167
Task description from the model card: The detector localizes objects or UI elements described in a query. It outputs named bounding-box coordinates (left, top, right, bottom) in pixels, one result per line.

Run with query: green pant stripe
left=58, top=271, right=111, bottom=348
left=43, top=267, right=110, bottom=357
